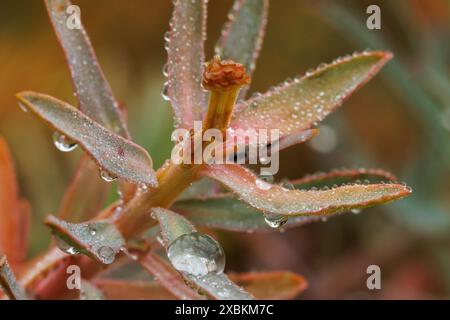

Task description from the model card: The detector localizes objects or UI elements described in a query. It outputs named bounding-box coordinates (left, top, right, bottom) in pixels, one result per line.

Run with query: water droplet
left=55, top=236, right=79, bottom=255
left=264, top=213, right=288, bottom=229
left=99, top=169, right=117, bottom=182
left=162, top=63, right=169, bottom=77
left=53, top=132, right=78, bottom=152
left=161, top=81, right=170, bottom=101
left=351, top=209, right=362, bottom=215
left=97, top=246, right=115, bottom=264
left=167, top=232, right=225, bottom=277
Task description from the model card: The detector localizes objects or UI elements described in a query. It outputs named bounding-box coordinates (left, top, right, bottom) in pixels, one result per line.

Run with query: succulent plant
left=0, top=0, right=411, bottom=300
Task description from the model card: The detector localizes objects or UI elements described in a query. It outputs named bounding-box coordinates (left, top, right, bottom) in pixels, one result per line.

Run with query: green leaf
left=44, top=0, right=129, bottom=137
left=166, top=0, right=207, bottom=127
left=230, top=51, right=392, bottom=137
left=17, top=92, right=157, bottom=186
left=45, top=215, right=125, bottom=265
left=216, top=0, right=269, bottom=98
left=0, top=255, right=29, bottom=300
left=151, top=208, right=254, bottom=300
left=199, top=164, right=411, bottom=216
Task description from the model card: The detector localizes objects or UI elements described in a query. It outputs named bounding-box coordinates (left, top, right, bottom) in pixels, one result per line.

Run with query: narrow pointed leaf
left=230, top=51, right=393, bottom=137
left=58, top=155, right=110, bottom=222
left=166, top=0, right=207, bottom=127
left=216, top=0, right=269, bottom=98
left=93, top=279, right=176, bottom=300
left=200, top=164, right=411, bottom=216
left=175, top=167, right=399, bottom=232
left=134, top=250, right=205, bottom=300
left=174, top=195, right=322, bottom=232
left=45, top=0, right=129, bottom=137
left=152, top=208, right=254, bottom=300
left=0, top=255, right=29, bottom=300
left=0, top=137, right=30, bottom=269
left=17, top=92, right=157, bottom=186
left=229, top=271, right=307, bottom=300
left=45, top=215, right=125, bottom=265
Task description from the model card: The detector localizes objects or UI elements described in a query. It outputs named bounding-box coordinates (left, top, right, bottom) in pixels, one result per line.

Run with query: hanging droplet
left=97, top=246, right=115, bottom=264
left=351, top=208, right=362, bottom=215
left=162, top=63, right=169, bottom=77
left=99, top=169, right=117, bottom=182
left=264, top=213, right=288, bottom=229
left=161, top=81, right=170, bottom=101
left=53, top=132, right=78, bottom=152
left=54, top=235, right=79, bottom=255
left=167, top=232, right=225, bottom=277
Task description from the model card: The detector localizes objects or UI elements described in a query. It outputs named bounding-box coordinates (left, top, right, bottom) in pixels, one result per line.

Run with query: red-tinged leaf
left=0, top=255, right=29, bottom=300
left=230, top=51, right=393, bottom=137
left=16, top=92, right=157, bottom=186
left=229, top=271, right=307, bottom=300
left=58, top=155, right=110, bottom=222
left=80, top=280, right=105, bottom=300
left=216, top=0, right=269, bottom=99
left=152, top=208, right=254, bottom=300
left=175, top=167, right=399, bottom=232
left=44, top=0, right=129, bottom=138
left=199, top=164, right=411, bottom=216
left=292, top=168, right=398, bottom=189
left=45, top=215, right=125, bottom=265
left=93, top=279, right=177, bottom=300
left=134, top=250, right=205, bottom=300
left=166, top=0, right=207, bottom=127
left=0, top=137, right=30, bottom=269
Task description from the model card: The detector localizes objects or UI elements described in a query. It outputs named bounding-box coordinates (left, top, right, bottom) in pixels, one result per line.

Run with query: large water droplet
left=256, top=177, right=272, bottom=190
left=99, top=169, right=117, bottom=182
left=53, top=132, right=78, bottom=152
left=97, top=246, right=115, bottom=264
left=351, top=208, right=362, bottom=215
left=264, top=213, right=288, bottom=229
left=167, top=232, right=225, bottom=277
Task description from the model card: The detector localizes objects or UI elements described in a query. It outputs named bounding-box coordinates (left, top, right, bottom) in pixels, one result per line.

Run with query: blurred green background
left=0, top=0, right=449, bottom=299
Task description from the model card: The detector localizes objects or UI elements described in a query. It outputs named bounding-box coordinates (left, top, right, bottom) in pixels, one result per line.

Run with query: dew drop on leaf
left=161, top=81, right=170, bottom=101
left=264, top=213, right=288, bottom=229
left=99, top=169, right=117, bottom=182
left=351, top=208, right=362, bottom=215
left=54, top=235, right=79, bottom=255
left=53, top=132, right=78, bottom=152
left=167, top=232, right=225, bottom=277
left=97, top=246, right=115, bottom=264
